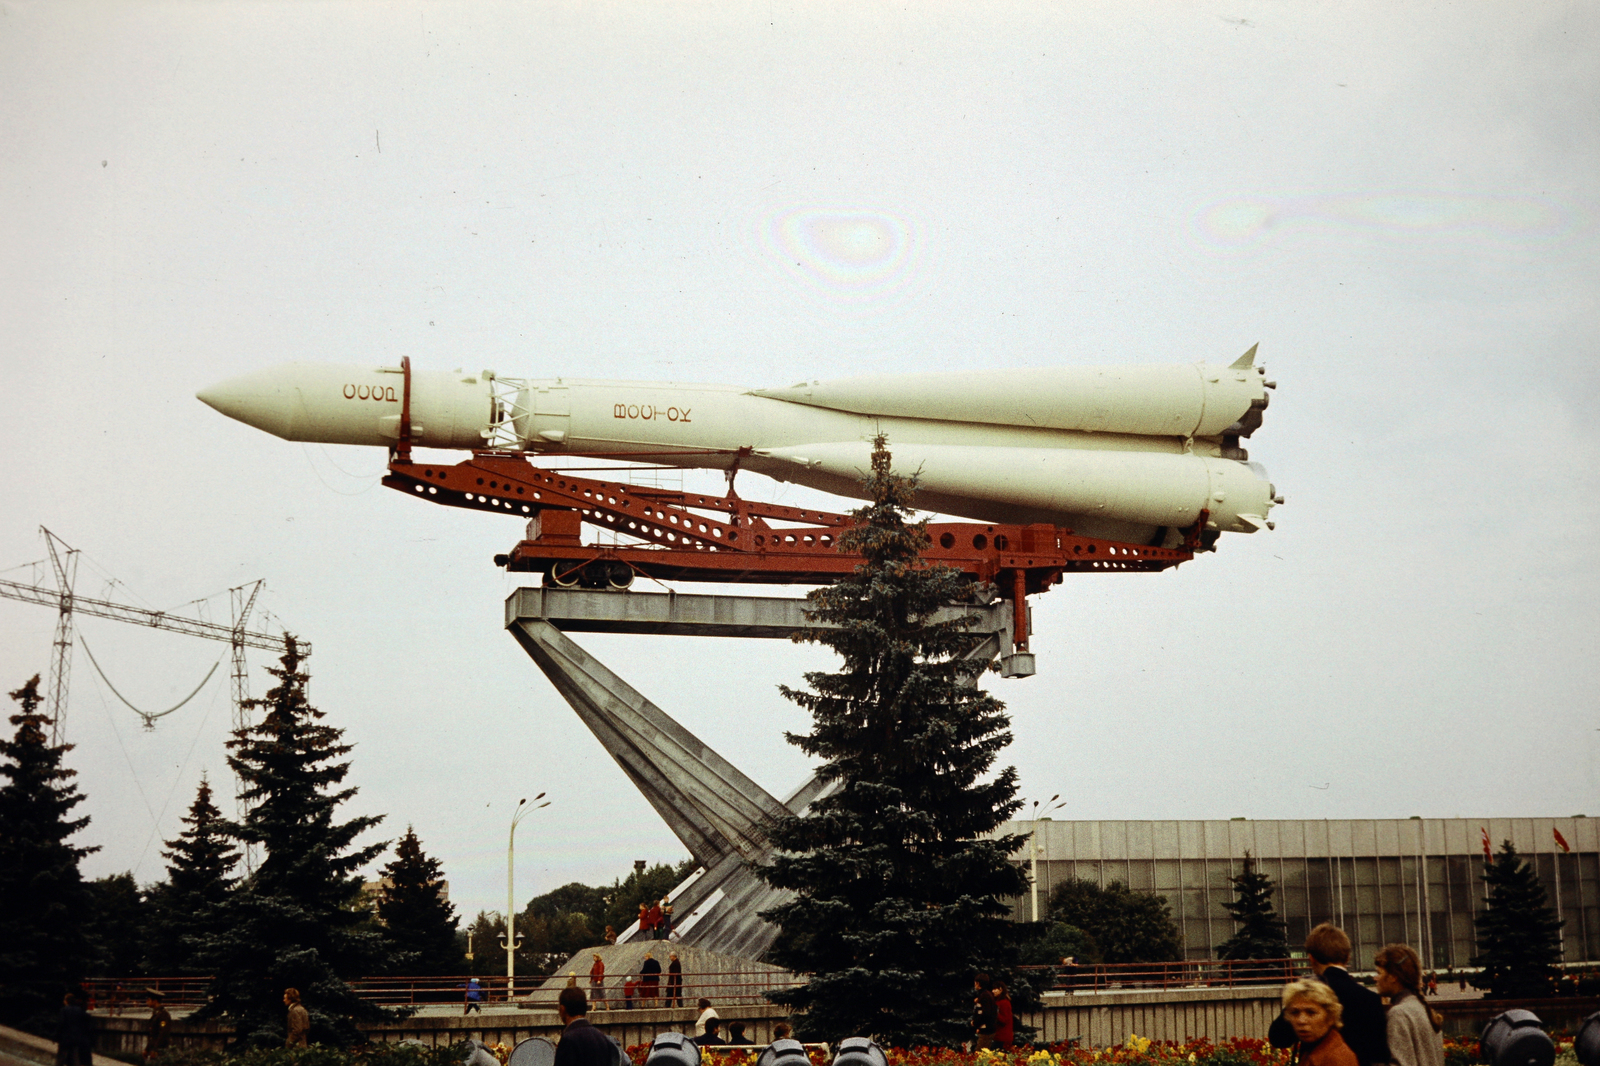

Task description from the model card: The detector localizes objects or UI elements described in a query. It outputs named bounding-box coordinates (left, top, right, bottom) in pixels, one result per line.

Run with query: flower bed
left=625, top=1036, right=1295, bottom=1066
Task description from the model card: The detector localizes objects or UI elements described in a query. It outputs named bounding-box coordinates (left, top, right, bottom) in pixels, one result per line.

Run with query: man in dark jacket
left=639, top=952, right=661, bottom=1002
left=55, top=992, right=94, bottom=1066
left=1268, top=924, right=1389, bottom=1066
left=666, top=952, right=683, bottom=1007
left=554, top=988, right=616, bottom=1066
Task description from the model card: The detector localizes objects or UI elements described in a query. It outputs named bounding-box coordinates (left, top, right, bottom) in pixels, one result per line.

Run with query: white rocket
left=197, top=349, right=1279, bottom=548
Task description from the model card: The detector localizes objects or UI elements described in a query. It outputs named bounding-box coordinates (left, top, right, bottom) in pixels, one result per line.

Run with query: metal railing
left=82, top=971, right=806, bottom=1012
left=83, top=960, right=1311, bottom=1014
left=79, top=978, right=214, bottom=1013
left=1024, top=958, right=1307, bottom=992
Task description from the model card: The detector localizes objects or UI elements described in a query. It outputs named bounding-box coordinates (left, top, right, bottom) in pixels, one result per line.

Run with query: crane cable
left=79, top=636, right=223, bottom=729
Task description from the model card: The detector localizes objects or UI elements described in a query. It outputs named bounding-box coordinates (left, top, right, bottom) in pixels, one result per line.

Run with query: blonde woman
left=1374, top=945, right=1445, bottom=1066
left=1283, top=978, right=1357, bottom=1066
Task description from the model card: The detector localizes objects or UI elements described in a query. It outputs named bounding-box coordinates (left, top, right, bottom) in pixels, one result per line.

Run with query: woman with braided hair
left=1373, top=944, right=1444, bottom=1066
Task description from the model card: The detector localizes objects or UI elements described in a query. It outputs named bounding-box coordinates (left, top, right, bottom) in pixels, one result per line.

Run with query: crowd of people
left=968, top=922, right=1448, bottom=1066
left=1268, top=924, right=1444, bottom=1066
left=583, top=948, right=687, bottom=1009
left=550, top=987, right=769, bottom=1066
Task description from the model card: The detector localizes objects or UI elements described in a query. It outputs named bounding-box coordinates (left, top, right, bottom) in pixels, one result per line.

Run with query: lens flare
left=764, top=206, right=919, bottom=298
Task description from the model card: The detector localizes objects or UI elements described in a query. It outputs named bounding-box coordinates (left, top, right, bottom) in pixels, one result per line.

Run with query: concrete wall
left=1021, top=989, right=1282, bottom=1047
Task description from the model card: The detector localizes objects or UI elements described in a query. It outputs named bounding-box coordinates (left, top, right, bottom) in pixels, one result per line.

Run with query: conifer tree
left=1217, top=851, right=1289, bottom=960
left=0, top=675, right=96, bottom=1029
left=191, top=638, right=398, bottom=1046
left=756, top=439, right=1029, bottom=1047
left=1472, top=840, right=1564, bottom=997
left=84, top=872, right=150, bottom=977
left=144, top=777, right=239, bottom=974
left=375, top=827, right=462, bottom=975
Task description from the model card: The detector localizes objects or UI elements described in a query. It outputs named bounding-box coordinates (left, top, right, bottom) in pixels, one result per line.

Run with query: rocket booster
left=197, top=352, right=1279, bottom=546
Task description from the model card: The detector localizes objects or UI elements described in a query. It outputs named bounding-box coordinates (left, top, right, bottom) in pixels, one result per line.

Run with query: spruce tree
left=144, top=777, right=239, bottom=974
left=84, top=872, right=150, bottom=977
left=1217, top=852, right=1289, bottom=961
left=756, top=438, right=1029, bottom=1047
left=1472, top=840, right=1564, bottom=997
left=0, top=675, right=96, bottom=1029
left=191, top=637, right=398, bottom=1046
left=375, top=827, right=462, bottom=975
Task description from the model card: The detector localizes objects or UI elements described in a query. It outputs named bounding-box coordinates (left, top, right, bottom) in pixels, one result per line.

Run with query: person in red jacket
left=991, top=981, right=1014, bottom=1049
left=645, top=900, right=665, bottom=940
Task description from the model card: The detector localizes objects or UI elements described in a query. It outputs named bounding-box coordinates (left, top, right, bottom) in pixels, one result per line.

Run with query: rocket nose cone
left=195, top=381, right=236, bottom=415
left=195, top=367, right=299, bottom=438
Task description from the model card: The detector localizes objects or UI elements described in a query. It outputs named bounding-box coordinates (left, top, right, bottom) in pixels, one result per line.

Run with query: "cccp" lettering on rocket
left=613, top=404, right=692, bottom=423
left=343, top=384, right=398, bottom=402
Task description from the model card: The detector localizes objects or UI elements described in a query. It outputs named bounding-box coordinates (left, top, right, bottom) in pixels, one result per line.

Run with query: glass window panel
left=1447, top=857, right=1476, bottom=911
left=1429, top=912, right=1453, bottom=967
left=1379, top=857, right=1402, bottom=886
left=1534, top=854, right=1557, bottom=893
left=1308, top=885, right=1332, bottom=922
left=1281, top=882, right=1309, bottom=919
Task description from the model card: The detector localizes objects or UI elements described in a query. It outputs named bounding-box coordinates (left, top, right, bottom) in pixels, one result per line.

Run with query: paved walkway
left=0, top=1025, right=123, bottom=1066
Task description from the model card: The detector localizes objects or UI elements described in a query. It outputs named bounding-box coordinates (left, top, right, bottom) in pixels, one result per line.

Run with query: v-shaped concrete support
left=505, top=586, right=1019, bottom=958
left=508, top=616, right=790, bottom=869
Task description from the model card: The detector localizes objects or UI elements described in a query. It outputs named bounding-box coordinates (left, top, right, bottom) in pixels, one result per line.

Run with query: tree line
left=0, top=642, right=689, bottom=1046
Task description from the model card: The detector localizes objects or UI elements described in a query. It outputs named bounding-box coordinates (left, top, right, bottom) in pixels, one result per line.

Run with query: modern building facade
left=1001, top=817, right=1599, bottom=968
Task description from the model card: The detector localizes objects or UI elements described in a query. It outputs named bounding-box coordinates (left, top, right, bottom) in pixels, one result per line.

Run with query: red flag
left=1481, top=827, right=1493, bottom=859
left=1555, top=827, right=1572, bottom=854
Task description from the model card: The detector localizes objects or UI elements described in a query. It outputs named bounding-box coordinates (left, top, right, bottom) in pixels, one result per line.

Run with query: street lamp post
left=1027, top=795, right=1065, bottom=922
left=500, top=793, right=549, bottom=999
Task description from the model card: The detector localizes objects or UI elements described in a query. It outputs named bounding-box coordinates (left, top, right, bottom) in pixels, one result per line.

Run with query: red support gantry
left=382, top=451, right=1195, bottom=649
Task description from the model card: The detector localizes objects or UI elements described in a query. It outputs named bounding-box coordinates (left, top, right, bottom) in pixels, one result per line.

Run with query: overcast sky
left=3, top=1, right=1598, bottom=927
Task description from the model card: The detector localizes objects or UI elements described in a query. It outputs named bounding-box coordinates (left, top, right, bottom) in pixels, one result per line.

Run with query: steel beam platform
left=505, top=586, right=1026, bottom=959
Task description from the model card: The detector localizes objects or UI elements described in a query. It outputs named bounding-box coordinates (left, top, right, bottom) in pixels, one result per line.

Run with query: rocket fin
left=1229, top=343, right=1260, bottom=369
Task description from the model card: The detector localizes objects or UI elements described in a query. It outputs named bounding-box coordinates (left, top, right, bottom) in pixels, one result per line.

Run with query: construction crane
left=0, top=527, right=306, bottom=855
